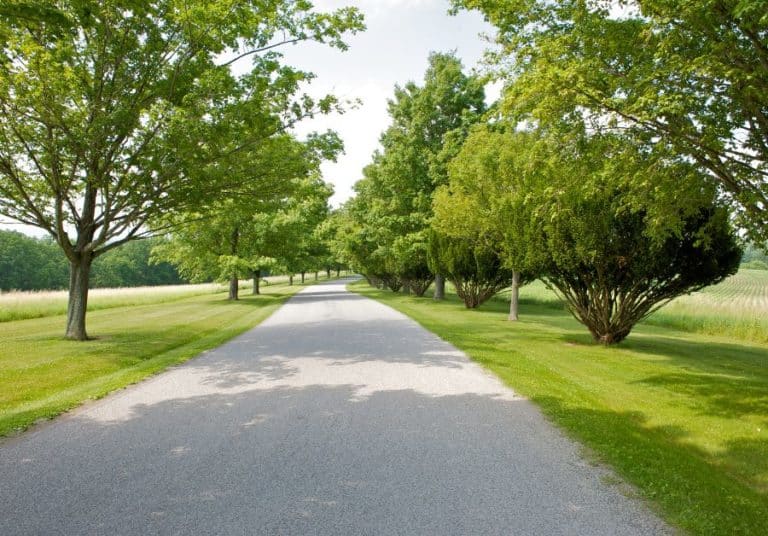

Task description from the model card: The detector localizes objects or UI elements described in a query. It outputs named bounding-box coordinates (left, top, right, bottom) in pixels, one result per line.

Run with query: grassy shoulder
left=350, top=280, right=768, bottom=535
left=0, top=280, right=309, bottom=437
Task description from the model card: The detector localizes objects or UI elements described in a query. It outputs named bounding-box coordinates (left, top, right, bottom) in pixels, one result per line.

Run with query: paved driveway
left=0, top=279, right=670, bottom=535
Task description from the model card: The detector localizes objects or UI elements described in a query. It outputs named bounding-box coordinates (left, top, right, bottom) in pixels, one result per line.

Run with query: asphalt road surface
left=0, top=279, right=670, bottom=535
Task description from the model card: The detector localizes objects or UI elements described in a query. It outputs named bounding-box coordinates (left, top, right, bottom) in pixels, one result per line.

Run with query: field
left=647, top=269, right=768, bottom=342
left=0, top=278, right=314, bottom=437
left=0, top=283, right=225, bottom=322
left=351, top=273, right=768, bottom=535
left=0, top=276, right=301, bottom=323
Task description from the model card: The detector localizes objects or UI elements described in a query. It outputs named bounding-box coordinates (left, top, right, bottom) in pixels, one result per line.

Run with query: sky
left=278, top=0, right=498, bottom=206
left=1, top=0, right=496, bottom=236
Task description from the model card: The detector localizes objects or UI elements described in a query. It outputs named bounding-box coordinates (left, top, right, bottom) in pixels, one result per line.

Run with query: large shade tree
left=498, top=130, right=742, bottom=344
left=455, top=0, right=768, bottom=242
left=0, top=0, right=363, bottom=339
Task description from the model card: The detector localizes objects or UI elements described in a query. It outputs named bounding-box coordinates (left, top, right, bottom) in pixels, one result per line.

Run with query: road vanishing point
left=0, top=279, right=670, bottom=535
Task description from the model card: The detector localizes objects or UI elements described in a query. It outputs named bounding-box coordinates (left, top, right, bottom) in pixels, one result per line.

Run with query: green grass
left=351, top=280, right=768, bottom=535
left=0, top=280, right=309, bottom=437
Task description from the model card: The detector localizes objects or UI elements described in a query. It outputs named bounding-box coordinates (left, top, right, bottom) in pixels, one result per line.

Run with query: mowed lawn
left=351, top=280, right=768, bottom=535
left=0, top=282, right=304, bottom=437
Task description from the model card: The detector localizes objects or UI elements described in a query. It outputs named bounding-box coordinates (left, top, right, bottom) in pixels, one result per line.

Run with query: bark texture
left=508, top=271, right=520, bottom=321
left=65, top=254, right=93, bottom=340
left=433, top=274, right=445, bottom=301
left=253, top=269, right=261, bottom=295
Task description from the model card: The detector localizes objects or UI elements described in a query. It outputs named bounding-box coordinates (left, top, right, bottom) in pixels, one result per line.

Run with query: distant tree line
left=0, top=231, right=185, bottom=291
left=741, top=245, right=768, bottom=270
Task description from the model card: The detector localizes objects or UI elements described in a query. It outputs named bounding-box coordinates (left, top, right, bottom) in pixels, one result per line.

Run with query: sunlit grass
left=0, top=278, right=314, bottom=436
left=352, top=280, right=768, bottom=535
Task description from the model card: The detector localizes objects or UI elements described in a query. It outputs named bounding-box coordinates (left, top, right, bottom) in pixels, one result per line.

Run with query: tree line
left=329, top=0, right=767, bottom=345
left=0, top=230, right=185, bottom=291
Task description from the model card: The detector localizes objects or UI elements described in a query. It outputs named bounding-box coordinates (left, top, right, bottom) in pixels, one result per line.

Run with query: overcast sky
left=280, top=0, right=497, bottom=206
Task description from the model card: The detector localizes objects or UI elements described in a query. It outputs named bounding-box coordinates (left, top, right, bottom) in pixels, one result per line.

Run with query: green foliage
left=437, top=122, right=741, bottom=342
left=0, top=0, right=363, bottom=337
left=427, top=231, right=513, bottom=308
left=337, top=52, right=486, bottom=293
left=0, top=230, right=66, bottom=290
left=741, top=243, right=768, bottom=266
left=454, top=0, right=768, bottom=241
left=0, top=230, right=184, bottom=291
left=505, top=133, right=742, bottom=344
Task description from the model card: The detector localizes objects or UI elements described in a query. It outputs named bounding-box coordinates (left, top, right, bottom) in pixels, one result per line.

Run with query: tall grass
left=646, top=269, right=768, bottom=343
left=0, top=283, right=228, bottom=322
left=0, top=274, right=317, bottom=323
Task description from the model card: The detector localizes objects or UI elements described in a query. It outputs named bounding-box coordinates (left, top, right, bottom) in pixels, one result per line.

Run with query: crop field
left=647, top=269, right=768, bottom=342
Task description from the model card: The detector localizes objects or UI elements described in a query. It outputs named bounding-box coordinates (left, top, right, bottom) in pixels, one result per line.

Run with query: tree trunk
left=336, top=267, right=340, bottom=277
left=301, top=272, right=305, bottom=284
left=403, top=281, right=411, bottom=295
left=229, top=276, right=239, bottom=300
left=326, top=268, right=331, bottom=278
left=65, top=254, right=93, bottom=340
left=253, top=269, right=261, bottom=295
left=314, top=271, right=318, bottom=281
left=434, top=274, right=445, bottom=301
left=289, top=275, right=294, bottom=285
left=508, top=271, right=520, bottom=321
left=228, top=226, right=239, bottom=300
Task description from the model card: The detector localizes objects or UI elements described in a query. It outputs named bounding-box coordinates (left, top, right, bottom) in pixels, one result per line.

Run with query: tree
left=432, top=125, right=537, bottom=319
left=499, top=131, right=742, bottom=344
left=349, top=52, right=486, bottom=296
left=454, top=0, right=768, bottom=242
left=0, top=0, right=363, bottom=339
left=153, top=133, right=337, bottom=300
left=0, top=229, right=67, bottom=290
left=427, top=231, right=514, bottom=308
left=273, top=175, right=334, bottom=285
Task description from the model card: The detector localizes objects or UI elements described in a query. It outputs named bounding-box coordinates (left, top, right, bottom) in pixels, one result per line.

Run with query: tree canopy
left=455, top=0, right=768, bottom=242
left=0, top=0, right=363, bottom=338
left=337, top=52, right=486, bottom=294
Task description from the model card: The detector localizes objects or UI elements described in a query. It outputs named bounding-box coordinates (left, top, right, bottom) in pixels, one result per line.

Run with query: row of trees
left=0, top=231, right=184, bottom=291
left=332, top=16, right=751, bottom=345
left=0, top=0, right=363, bottom=339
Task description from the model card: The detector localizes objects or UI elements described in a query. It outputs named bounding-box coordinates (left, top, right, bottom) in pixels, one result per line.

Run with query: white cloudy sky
left=279, top=0, right=497, bottom=206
